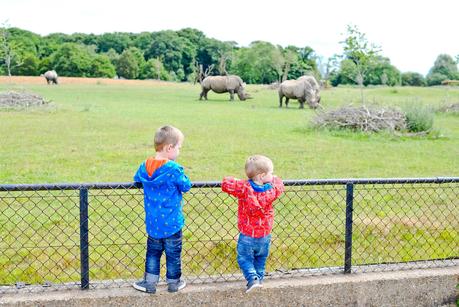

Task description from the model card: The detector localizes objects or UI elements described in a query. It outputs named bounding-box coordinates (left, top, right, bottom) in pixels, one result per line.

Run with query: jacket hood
left=135, top=160, right=182, bottom=187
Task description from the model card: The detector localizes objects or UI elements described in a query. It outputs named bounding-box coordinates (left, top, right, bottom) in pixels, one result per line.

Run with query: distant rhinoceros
left=43, top=70, right=58, bottom=85
left=278, top=77, right=320, bottom=109
left=199, top=75, right=249, bottom=101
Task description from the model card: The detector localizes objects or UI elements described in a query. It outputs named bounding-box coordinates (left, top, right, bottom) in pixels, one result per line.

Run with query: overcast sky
left=1, top=0, right=458, bottom=75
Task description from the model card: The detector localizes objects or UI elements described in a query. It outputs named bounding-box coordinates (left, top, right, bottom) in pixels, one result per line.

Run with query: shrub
left=404, top=106, right=434, bottom=132
left=401, top=72, right=426, bottom=86
left=426, top=72, right=448, bottom=86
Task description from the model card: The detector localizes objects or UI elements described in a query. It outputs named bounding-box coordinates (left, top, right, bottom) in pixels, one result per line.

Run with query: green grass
left=0, top=83, right=458, bottom=183
left=0, top=81, right=458, bottom=285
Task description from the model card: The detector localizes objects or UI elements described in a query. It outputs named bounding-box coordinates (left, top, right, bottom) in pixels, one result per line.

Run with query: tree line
left=0, top=24, right=458, bottom=86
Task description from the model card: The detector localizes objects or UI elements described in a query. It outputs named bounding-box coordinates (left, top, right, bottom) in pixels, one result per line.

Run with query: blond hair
left=154, top=125, right=184, bottom=151
left=245, top=155, right=273, bottom=179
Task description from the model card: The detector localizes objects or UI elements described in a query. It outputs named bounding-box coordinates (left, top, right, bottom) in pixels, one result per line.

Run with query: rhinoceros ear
left=242, top=82, right=247, bottom=87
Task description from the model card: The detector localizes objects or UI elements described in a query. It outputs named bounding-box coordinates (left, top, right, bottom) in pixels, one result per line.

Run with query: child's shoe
left=167, top=279, right=186, bottom=292
left=246, top=277, right=262, bottom=293
left=132, top=273, right=158, bottom=293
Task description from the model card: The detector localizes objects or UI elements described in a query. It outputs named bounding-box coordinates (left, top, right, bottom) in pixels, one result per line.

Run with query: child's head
left=245, top=155, right=274, bottom=183
left=154, top=125, right=184, bottom=160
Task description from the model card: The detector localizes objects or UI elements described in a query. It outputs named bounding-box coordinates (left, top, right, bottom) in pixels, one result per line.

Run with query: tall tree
left=340, top=25, right=381, bottom=102
left=426, top=54, right=459, bottom=85
left=0, top=22, right=23, bottom=76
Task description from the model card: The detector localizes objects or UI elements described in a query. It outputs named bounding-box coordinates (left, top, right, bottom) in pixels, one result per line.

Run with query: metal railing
left=0, top=177, right=458, bottom=292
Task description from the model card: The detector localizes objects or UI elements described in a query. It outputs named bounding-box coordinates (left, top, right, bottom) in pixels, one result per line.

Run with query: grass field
left=0, top=77, right=458, bottom=184
left=0, top=77, right=458, bottom=286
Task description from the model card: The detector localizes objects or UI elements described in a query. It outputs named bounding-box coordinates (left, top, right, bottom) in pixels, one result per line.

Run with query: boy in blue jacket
left=133, top=125, right=191, bottom=294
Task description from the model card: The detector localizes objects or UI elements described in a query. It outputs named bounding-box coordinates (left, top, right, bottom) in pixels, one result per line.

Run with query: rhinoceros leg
left=298, top=98, right=305, bottom=109
left=285, top=98, right=290, bottom=108
left=199, top=89, right=209, bottom=100
left=228, top=90, right=235, bottom=101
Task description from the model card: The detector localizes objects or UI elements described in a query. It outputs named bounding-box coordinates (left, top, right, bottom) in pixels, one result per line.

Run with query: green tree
left=401, top=72, right=426, bottom=86
left=13, top=53, right=39, bottom=75
left=116, top=48, right=140, bottom=79
left=232, top=41, right=283, bottom=84
left=0, top=24, right=24, bottom=76
left=426, top=54, right=459, bottom=85
left=104, top=48, right=120, bottom=66
left=97, top=32, right=132, bottom=53
left=340, top=25, right=381, bottom=101
left=90, top=54, right=116, bottom=78
left=366, top=56, right=400, bottom=86
left=146, top=30, right=196, bottom=80
left=141, top=58, right=170, bottom=80
left=49, top=43, right=93, bottom=77
left=132, top=32, right=153, bottom=51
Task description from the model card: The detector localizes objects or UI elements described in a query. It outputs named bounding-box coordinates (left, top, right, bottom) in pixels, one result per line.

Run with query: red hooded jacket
left=222, top=176, right=284, bottom=238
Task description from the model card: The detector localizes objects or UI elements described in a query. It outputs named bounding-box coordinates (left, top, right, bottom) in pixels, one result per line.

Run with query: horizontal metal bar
left=0, top=177, right=458, bottom=191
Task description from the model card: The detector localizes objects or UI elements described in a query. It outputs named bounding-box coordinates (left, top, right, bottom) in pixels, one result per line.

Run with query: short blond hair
left=245, top=155, right=273, bottom=179
left=154, top=125, right=184, bottom=151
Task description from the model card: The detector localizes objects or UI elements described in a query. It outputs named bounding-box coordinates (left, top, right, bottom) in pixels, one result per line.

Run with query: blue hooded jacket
left=134, top=160, right=191, bottom=239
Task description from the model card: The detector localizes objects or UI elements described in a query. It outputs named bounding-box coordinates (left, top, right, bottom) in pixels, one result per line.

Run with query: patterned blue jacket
left=134, top=160, right=191, bottom=238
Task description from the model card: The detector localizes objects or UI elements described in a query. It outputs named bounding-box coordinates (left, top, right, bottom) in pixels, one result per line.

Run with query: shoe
left=246, top=277, right=262, bottom=293
left=133, top=279, right=156, bottom=293
left=168, top=279, right=186, bottom=293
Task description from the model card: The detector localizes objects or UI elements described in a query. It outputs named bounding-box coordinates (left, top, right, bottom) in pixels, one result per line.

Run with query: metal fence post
left=79, top=188, right=89, bottom=289
left=344, top=182, right=354, bottom=274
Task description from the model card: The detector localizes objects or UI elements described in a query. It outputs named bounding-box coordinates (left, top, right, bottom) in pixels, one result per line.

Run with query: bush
left=404, top=106, right=434, bottom=132
left=401, top=72, right=426, bottom=86
left=426, top=72, right=448, bottom=86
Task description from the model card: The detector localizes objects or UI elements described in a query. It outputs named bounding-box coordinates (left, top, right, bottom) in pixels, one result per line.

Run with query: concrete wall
left=1, top=267, right=457, bottom=307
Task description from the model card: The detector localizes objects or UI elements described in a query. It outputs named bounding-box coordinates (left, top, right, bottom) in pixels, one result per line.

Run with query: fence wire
left=0, top=178, right=457, bottom=292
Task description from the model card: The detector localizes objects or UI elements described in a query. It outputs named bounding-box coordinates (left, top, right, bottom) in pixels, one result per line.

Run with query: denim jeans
left=237, top=233, right=272, bottom=283
left=145, top=230, right=182, bottom=281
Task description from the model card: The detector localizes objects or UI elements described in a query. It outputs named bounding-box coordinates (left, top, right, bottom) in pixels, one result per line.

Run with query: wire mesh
left=0, top=178, right=457, bottom=293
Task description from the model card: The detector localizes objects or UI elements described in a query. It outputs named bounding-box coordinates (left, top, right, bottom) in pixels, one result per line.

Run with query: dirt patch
left=0, top=76, right=175, bottom=86
left=0, top=90, right=49, bottom=109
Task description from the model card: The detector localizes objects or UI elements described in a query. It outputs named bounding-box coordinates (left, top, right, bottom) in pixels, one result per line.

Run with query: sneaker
left=133, top=279, right=156, bottom=294
left=246, top=277, right=262, bottom=293
left=168, top=279, right=186, bottom=293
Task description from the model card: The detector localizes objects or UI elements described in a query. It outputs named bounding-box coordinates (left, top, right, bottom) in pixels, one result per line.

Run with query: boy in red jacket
left=222, top=155, right=284, bottom=293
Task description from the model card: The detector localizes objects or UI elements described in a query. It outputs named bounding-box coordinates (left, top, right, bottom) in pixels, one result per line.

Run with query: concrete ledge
left=1, top=267, right=458, bottom=307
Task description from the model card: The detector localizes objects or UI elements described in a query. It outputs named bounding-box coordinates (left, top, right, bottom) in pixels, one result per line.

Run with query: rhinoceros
left=278, top=77, right=320, bottom=109
left=43, top=70, right=58, bottom=85
left=298, top=75, right=320, bottom=95
left=199, top=75, right=249, bottom=101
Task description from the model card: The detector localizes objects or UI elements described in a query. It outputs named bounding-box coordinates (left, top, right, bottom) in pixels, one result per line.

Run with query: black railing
left=0, top=177, right=458, bottom=292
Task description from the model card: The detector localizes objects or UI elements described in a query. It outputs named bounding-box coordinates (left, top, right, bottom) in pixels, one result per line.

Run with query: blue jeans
left=145, top=230, right=182, bottom=281
left=237, top=233, right=271, bottom=283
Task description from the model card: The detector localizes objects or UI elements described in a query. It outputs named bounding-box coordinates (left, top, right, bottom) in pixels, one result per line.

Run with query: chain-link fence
left=0, top=178, right=458, bottom=292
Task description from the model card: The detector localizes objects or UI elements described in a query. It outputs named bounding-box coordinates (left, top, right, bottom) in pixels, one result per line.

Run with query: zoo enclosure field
left=0, top=76, right=458, bottom=184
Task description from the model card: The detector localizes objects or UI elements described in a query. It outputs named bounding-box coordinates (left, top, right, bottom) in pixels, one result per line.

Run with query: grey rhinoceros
left=278, top=77, right=321, bottom=109
left=43, top=70, right=58, bottom=85
left=199, top=75, right=249, bottom=101
left=298, top=75, right=320, bottom=95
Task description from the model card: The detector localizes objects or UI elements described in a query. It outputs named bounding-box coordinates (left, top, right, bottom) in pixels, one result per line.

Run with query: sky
left=1, top=0, right=458, bottom=75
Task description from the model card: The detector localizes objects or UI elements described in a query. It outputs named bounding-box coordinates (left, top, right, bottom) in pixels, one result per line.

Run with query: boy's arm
left=175, top=167, right=192, bottom=193
left=272, top=176, right=285, bottom=198
left=133, top=163, right=144, bottom=183
left=221, top=176, right=246, bottom=198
